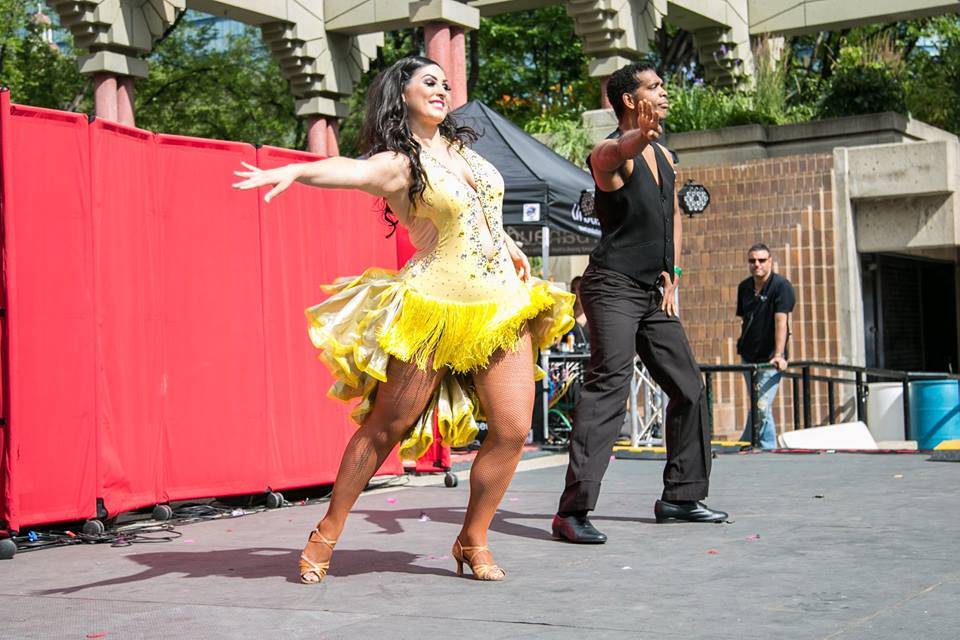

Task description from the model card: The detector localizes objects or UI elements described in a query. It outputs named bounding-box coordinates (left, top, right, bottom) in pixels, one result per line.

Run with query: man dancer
left=552, top=63, right=727, bottom=544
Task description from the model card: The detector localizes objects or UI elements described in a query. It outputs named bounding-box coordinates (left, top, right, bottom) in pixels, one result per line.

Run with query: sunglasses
left=748, top=257, right=769, bottom=264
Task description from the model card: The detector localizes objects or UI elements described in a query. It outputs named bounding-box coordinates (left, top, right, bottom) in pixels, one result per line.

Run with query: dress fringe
left=306, top=268, right=574, bottom=460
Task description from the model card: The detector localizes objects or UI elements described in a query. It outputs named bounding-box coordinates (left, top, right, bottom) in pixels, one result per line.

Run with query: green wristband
left=674, top=265, right=682, bottom=277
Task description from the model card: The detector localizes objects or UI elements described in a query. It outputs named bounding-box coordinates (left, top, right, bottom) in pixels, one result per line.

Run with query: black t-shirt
left=736, top=273, right=796, bottom=363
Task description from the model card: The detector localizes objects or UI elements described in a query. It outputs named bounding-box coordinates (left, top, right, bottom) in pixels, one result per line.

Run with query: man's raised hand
left=639, top=99, right=661, bottom=143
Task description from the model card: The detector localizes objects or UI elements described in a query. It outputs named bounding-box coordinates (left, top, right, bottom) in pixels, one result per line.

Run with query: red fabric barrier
left=396, top=226, right=417, bottom=265
left=89, top=119, right=164, bottom=517
left=0, top=97, right=410, bottom=531
left=0, top=94, right=97, bottom=530
left=154, top=134, right=269, bottom=501
left=256, top=145, right=402, bottom=484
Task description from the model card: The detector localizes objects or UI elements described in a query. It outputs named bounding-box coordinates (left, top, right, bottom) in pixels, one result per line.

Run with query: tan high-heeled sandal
left=299, top=528, right=337, bottom=584
left=452, top=538, right=505, bottom=581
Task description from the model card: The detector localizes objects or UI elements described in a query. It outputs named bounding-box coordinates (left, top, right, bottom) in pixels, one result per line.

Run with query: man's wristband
left=674, top=266, right=682, bottom=277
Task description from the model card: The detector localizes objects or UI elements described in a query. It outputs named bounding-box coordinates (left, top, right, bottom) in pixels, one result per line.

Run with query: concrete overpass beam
left=749, top=0, right=960, bottom=37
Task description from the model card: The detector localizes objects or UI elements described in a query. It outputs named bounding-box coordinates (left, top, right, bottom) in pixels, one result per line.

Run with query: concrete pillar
left=117, top=76, right=136, bottom=127
left=600, top=76, right=611, bottom=110
left=93, top=73, right=119, bottom=122
left=325, top=118, right=340, bottom=157
left=306, top=116, right=328, bottom=156
left=423, top=22, right=452, bottom=72
left=306, top=116, right=340, bottom=156
left=448, top=26, right=467, bottom=109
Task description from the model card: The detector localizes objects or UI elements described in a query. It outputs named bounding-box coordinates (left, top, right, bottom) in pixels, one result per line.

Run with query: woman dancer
left=233, top=56, right=573, bottom=583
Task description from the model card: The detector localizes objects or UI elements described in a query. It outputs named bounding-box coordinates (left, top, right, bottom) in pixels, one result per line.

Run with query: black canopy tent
left=452, top=101, right=600, bottom=271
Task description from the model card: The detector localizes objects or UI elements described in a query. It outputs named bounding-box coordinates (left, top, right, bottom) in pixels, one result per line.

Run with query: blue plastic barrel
left=909, top=380, right=960, bottom=450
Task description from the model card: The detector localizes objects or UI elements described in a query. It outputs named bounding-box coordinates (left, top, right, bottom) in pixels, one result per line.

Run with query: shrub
left=524, top=114, right=592, bottom=168
left=817, top=40, right=907, bottom=119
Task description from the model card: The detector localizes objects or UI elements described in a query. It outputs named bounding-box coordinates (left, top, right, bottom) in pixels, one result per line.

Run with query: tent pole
left=541, top=224, right=550, bottom=280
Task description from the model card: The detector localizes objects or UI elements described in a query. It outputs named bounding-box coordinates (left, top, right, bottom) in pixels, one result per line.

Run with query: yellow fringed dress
left=305, top=143, right=575, bottom=460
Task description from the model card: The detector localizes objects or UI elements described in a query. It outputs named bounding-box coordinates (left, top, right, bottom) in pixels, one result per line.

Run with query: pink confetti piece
left=707, top=549, right=719, bottom=555
left=386, top=497, right=397, bottom=504
left=86, top=634, right=107, bottom=639
left=609, top=455, right=616, bottom=461
left=183, top=539, right=194, bottom=544
left=508, top=497, right=519, bottom=502
left=746, top=534, right=760, bottom=540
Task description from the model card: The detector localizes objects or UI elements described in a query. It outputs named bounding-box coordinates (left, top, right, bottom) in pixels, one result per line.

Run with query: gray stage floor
left=1, top=452, right=958, bottom=640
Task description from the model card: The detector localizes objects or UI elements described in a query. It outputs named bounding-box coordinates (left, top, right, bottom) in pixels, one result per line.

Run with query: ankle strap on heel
left=308, top=528, right=337, bottom=550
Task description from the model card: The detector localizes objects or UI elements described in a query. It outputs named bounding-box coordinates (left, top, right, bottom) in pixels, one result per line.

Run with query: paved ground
left=1, top=452, right=958, bottom=640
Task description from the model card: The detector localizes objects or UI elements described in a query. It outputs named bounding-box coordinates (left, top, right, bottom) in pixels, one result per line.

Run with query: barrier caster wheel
left=444, top=472, right=458, bottom=488
left=265, top=492, right=284, bottom=509
left=152, top=504, right=173, bottom=521
left=0, top=538, right=16, bottom=560
left=82, top=519, right=105, bottom=536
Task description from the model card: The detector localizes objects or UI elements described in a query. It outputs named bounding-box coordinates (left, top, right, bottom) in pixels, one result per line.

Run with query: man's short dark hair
left=748, top=243, right=771, bottom=255
left=607, top=62, right=657, bottom=119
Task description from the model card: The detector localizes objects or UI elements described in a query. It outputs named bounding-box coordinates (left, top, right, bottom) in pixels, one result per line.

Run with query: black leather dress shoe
left=654, top=500, right=728, bottom=523
left=551, top=514, right=608, bottom=543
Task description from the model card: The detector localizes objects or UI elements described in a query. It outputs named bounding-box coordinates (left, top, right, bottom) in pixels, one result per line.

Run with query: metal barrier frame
left=701, top=361, right=960, bottom=448
left=541, top=351, right=960, bottom=449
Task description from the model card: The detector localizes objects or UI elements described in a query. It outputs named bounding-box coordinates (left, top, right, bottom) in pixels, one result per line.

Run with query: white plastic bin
left=866, top=382, right=905, bottom=442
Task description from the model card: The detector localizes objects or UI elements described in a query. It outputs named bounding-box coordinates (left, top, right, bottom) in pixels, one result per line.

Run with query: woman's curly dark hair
left=360, top=55, right=477, bottom=234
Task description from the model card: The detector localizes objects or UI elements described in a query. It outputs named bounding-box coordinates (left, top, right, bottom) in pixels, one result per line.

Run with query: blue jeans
left=740, top=365, right=782, bottom=449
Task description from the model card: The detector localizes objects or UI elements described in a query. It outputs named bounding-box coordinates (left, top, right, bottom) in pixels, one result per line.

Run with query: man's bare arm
left=590, top=99, right=661, bottom=181
left=773, top=312, right=789, bottom=357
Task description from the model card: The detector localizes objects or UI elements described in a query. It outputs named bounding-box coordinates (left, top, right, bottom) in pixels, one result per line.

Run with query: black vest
left=588, top=132, right=675, bottom=287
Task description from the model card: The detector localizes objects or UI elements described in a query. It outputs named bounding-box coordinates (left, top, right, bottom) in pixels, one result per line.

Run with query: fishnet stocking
left=458, top=331, right=535, bottom=563
left=303, top=357, right=446, bottom=565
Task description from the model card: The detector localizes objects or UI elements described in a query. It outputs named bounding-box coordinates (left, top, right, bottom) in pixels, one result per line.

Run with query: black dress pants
left=558, top=265, right=711, bottom=514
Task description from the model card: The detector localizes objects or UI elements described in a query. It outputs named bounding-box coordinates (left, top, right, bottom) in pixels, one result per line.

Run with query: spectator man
left=736, top=243, right=796, bottom=448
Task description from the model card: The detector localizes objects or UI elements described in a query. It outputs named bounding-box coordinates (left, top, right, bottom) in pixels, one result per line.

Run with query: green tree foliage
left=523, top=115, right=592, bottom=168
left=816, top=39, right=906, bottom=119
left=784, top=16, right=960, bottom=132
left=664, top=40, right=813, bottom=133
left=136, top=16, right=299, bottom=147
left=0, top=1, right=88, bottom=111
left=469, top=6, right=598, bottom=126
left=468, top=7, right=600, bottom=165
left=902, top=16, right=960, bottom=133
left=339, top=7, right=601, bottom=159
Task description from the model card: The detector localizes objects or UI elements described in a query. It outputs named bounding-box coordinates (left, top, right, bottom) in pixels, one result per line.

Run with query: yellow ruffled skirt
left=305, top=267, right=575, bottom=460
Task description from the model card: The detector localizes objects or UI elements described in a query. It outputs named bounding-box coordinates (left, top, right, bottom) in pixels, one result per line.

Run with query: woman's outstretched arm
left=232, top=151, right=410, bottom=204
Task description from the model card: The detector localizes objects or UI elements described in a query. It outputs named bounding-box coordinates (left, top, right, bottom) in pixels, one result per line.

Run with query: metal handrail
left=699, top=361, right=959, bottom=447
left=540, top=351, right=958, bottom=449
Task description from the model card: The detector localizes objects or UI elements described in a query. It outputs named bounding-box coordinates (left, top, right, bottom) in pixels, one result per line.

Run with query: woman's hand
left=506, top=238, right=531, bottom=282
left=232, top=162, right=302, bottom=203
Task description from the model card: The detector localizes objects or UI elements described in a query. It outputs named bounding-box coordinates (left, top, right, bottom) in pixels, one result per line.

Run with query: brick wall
left=675, top=154, right=847, bottom=439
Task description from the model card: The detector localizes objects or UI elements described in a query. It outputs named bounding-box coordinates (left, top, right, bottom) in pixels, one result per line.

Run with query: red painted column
left=600, top=76, right=612, bottom=110
left=306, top=116, right=328, bottom=156
left=93, top=73, right=119, bottom=122
left=117, top=76, right=136, bottom=127
left=448, top=27, right=468, bottom=109
left=423, top=23, right=452, bottom=72
left=324, top=118, right=340, bottom=157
